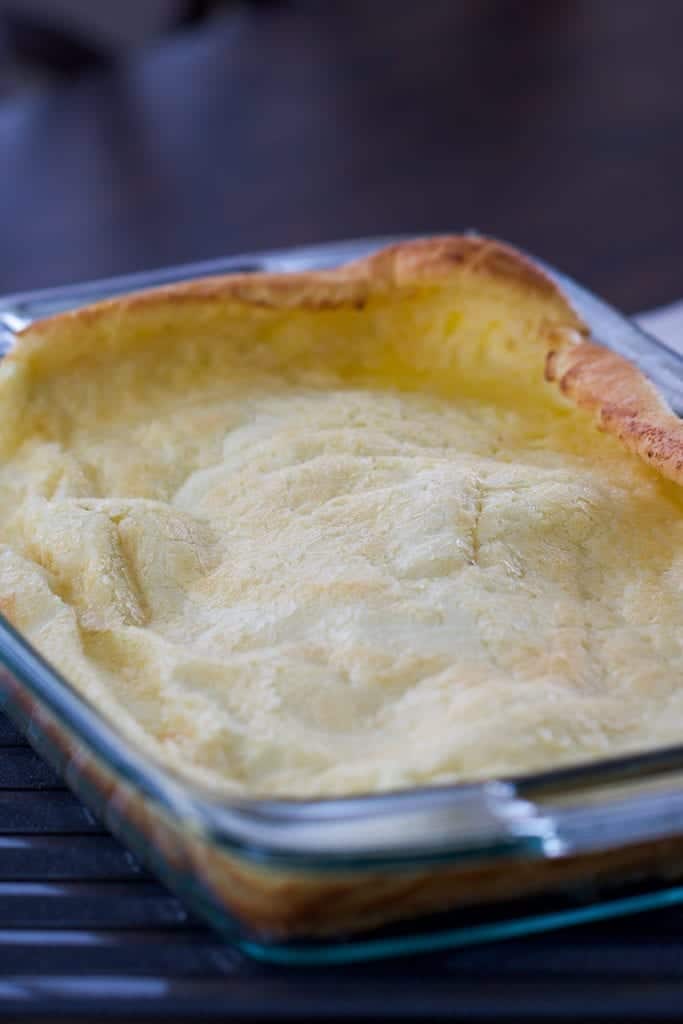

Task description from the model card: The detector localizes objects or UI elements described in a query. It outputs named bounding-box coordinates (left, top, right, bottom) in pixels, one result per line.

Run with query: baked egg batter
left=1, top=250, right=682, bottom=796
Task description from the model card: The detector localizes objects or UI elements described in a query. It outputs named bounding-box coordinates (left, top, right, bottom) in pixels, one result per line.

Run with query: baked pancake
left=0, top=237, right=682, bottom=797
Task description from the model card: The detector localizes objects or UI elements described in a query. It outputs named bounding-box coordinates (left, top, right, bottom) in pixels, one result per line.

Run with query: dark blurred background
left=0, top=0, right=682, bottom=311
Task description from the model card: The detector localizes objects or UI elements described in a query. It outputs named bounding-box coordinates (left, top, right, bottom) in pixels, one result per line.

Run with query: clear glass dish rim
left=2, top=232, right=683, bottom=870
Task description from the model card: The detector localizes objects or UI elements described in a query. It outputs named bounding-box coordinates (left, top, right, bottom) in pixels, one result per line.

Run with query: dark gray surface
left=4, top=1, right=683, bottom=312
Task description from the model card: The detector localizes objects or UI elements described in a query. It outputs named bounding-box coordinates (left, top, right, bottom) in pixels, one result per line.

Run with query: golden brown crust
left=357, top=235, right=573, bottom=302
left=18, top=235, right=581, bottom=330
left=11, top=234, right=682, bottom=486
left=545, top=330, right=683, bottom=485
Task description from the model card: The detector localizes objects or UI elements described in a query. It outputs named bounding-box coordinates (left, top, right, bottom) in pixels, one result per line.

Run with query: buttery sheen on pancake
left=1, top=238, right=682, bottom=796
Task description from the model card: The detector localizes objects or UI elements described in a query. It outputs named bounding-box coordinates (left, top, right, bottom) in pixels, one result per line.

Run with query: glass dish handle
left=204, top=775, right=683, bottom=863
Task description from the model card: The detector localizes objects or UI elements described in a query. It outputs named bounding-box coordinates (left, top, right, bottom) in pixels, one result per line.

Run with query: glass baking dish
left=2, top=235, right=683, bottom=964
